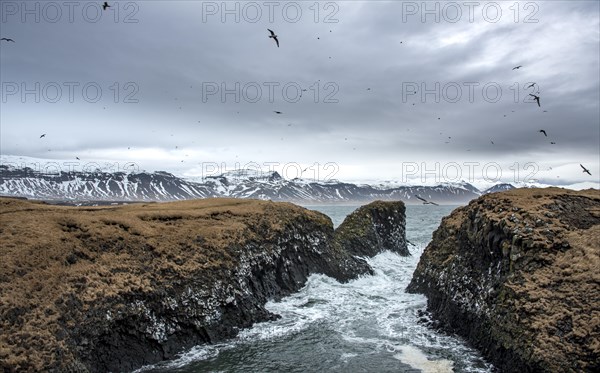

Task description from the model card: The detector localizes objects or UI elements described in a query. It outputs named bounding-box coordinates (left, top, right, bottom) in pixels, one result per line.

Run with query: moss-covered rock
left=407, top=188, right=600, bottom=373
left=334, top=200, right=408, bottom=257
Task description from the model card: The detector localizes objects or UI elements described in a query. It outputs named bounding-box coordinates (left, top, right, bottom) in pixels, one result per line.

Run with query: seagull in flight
left=267, top=29, right=279, bottom=47
left=512, top=65, right=522, bottom=70
left=1, top=38, right=15, bottom=43
left=539, top=129, right=547, bottom=137
left=102, top=2, right=110, bottom=10
left=415, top=195, right=440, bottom=206
left=39, top=134, right=46, bottom=138
left=580, top=164, right=592, bottom=176
left=530, top=94, right=541, bottom=107
left=526, top=83, right=537, bottom=89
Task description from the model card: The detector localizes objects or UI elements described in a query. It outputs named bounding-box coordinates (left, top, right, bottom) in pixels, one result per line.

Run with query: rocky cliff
left=334, top=201, right=409, bottom=257
left=0, top=198, right=407, bottom=372
left=407, top=188, right=600, bottom=372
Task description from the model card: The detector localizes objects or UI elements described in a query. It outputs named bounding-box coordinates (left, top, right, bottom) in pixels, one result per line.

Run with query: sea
left=137, top=205, right=495, bottom=373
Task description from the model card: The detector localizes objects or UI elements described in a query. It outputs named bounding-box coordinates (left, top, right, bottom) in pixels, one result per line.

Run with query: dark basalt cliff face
left=407, top=188, right=600, bottom=373
left=334, top=201, right=409, bottom=257
left=0, top=198, right=407, bottom=372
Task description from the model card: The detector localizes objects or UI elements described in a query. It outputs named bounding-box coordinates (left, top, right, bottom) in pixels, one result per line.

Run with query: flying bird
left=415, top=195, right=440, bottom=206
left=512, top=65, right=522, bottom=70
left=580, top=164, right=592, bottom=176
left=102, top=2, right=110, bottom=10
left=39, top=134, right=46, bottom=138
left=267, top=29, right=279, bottom=47
left=550, top=142, right=556, bottom=145
left=539, top=129, right=547, bottom=137
left=530, top=94, right=541, bottom=107
left=1, top=38, right=15, bottom=42
left=526, top=83, right=537, bottom=89
left=76, top=157, right=80, bottom=160
left=273, top=111, right=283, bottom=114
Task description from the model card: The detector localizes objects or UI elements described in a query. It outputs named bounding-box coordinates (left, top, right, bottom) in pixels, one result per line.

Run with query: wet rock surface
left=407, top=188, right=600, bottom=373
left=0, top=198, right=407, bottom=372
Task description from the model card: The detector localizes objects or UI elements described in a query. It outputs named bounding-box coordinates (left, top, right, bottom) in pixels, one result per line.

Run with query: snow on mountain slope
left=0, top=164, right=214, bottom=201
left=9, top=155, right=586, bottom=203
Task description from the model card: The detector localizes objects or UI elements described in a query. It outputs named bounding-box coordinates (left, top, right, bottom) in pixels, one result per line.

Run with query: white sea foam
left=394, top=345, right=454, bottom=373
left=136, top=206, right=493, bottom=372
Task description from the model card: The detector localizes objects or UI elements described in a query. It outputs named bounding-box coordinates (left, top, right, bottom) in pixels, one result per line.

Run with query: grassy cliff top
left=0, top=197, right=332, bottom=370
left=1, top=197, right=332, bottom=302
left=444, top=187, right=599, bottom=229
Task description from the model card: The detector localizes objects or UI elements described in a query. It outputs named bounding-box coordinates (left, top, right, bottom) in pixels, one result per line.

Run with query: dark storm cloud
left=0, top=1, right=598, bottom=186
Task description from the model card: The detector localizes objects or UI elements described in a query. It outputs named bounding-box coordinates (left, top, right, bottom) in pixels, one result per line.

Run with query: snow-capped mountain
left=482, top=183, right=516, bottom=194
left=0, top=156, right=504, bottom=204
left=0, top=164, right=214, bottom=201
left=0, top=166, right=482, bottom=204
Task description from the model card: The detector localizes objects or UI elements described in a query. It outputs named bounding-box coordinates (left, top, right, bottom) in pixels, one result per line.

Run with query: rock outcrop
left=407, top=188, right=600, bottom=372
left=334, top=201, right=408, bottom=257
left=0, top=198, right=407, bottom=372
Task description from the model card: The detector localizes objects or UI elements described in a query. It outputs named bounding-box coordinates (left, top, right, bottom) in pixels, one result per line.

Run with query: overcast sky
left=1, top=1, right=599, bottom=187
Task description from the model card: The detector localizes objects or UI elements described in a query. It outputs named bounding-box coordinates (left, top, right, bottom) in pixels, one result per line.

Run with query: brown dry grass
left=0, top=197, right=331, bottom=371
left=445, top=187, right=600, bottom=371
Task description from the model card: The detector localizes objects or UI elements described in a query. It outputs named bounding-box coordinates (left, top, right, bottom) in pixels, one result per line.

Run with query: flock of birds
left=1, top=2, right=595, bottom=198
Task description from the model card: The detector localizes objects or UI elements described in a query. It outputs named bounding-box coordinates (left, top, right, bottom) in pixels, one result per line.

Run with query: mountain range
left=0, top=159, right=515, bottom=204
